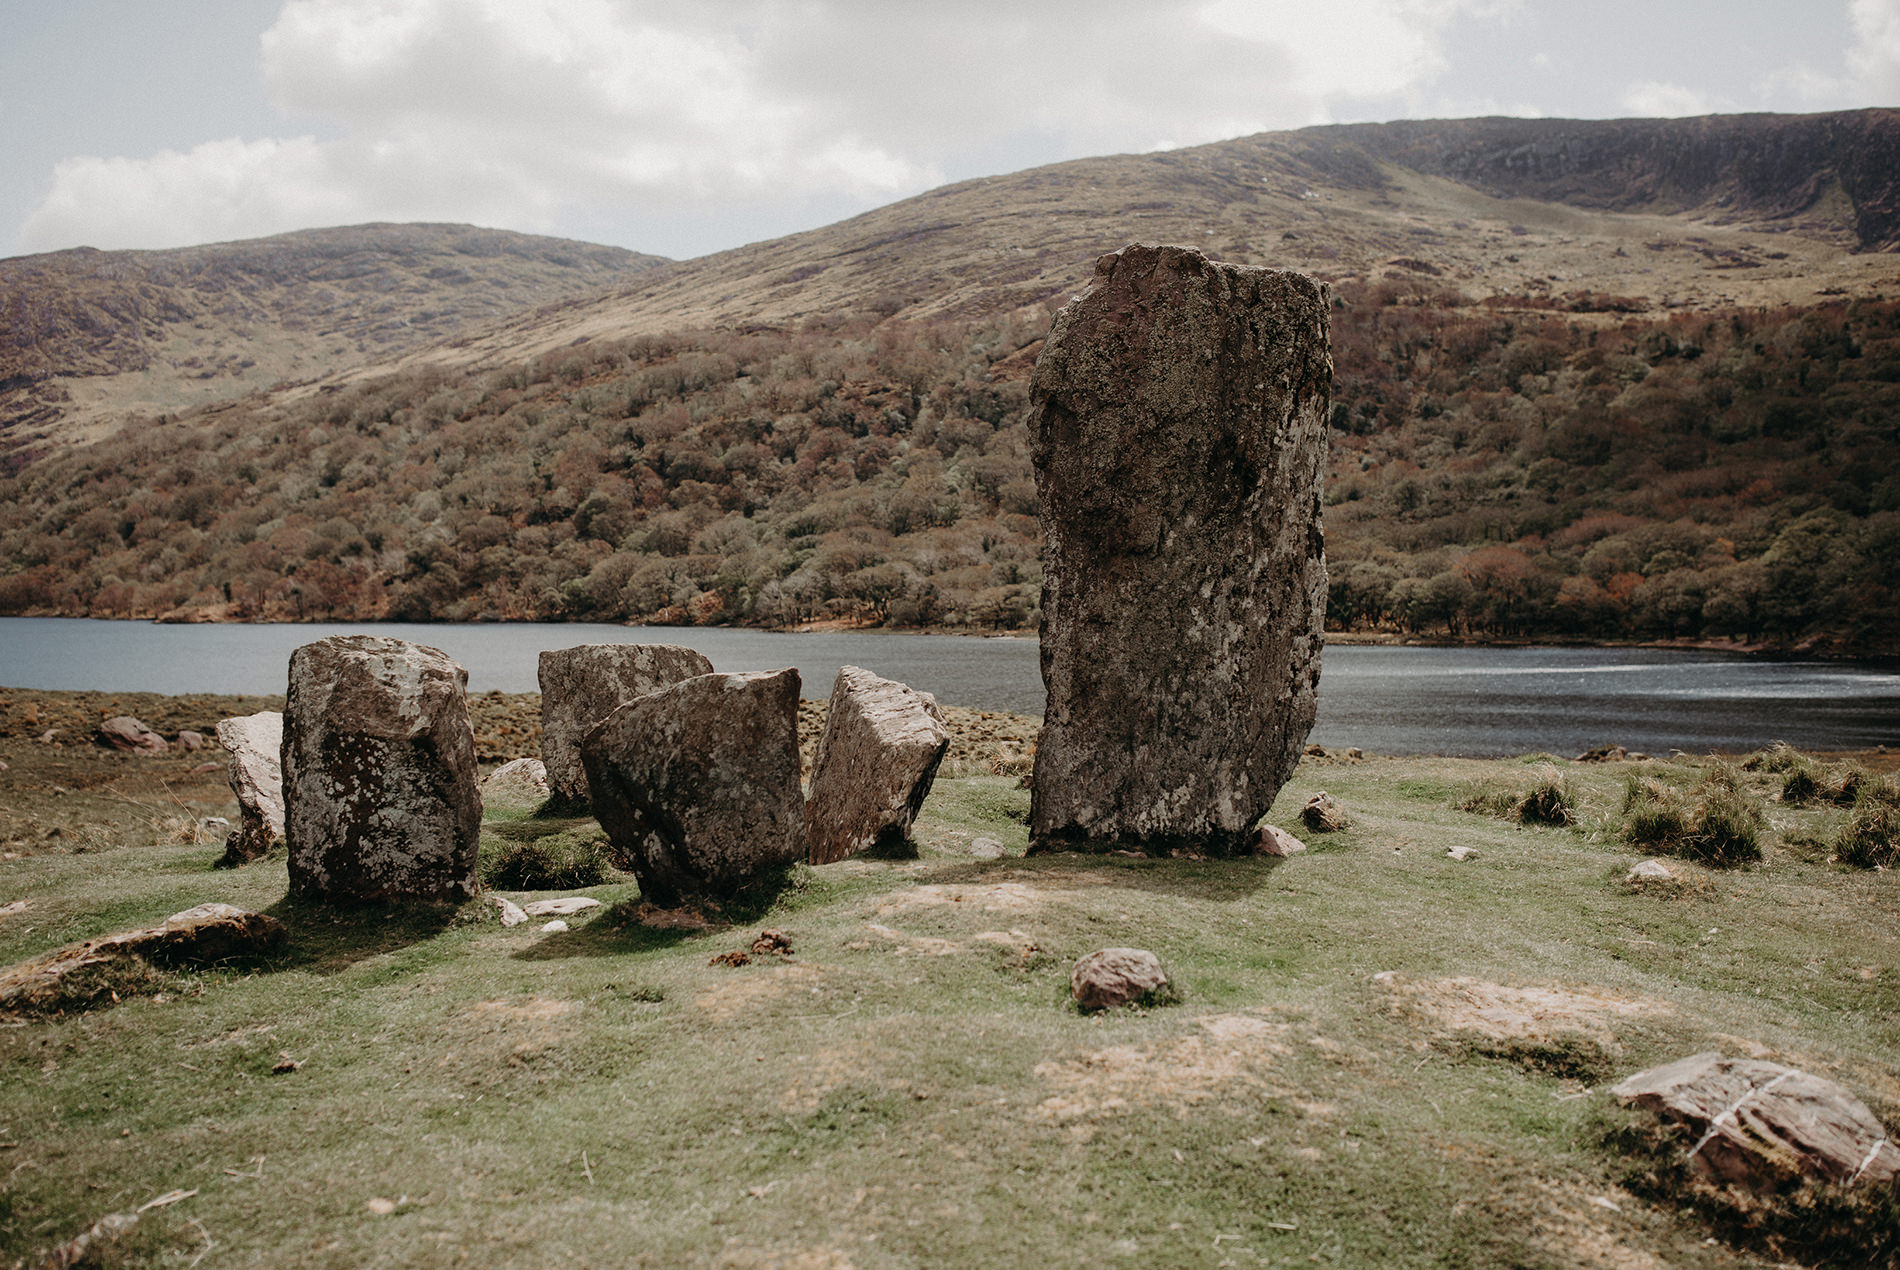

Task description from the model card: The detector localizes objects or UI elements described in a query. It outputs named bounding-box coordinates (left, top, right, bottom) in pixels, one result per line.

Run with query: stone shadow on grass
left=912, top=853, right=1283, bottom=902
left=510, top=865, right=800, bottom=961
left=254, top=894, right=467, bottom=975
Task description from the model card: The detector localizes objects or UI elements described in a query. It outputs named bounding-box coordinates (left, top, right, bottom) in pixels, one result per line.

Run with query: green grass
left=2, top=755, right=1897, bottom=1266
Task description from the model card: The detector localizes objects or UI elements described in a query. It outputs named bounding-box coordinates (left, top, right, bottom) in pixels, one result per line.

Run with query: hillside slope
left=0, top=224, right=668, bottom=449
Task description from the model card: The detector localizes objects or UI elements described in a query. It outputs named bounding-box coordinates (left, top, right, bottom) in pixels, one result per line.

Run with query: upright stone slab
left=1028, top=244, right=1330, bottom=856
left=580, top=669, right=803, bottom=907
left=214, top=711, right=284, bottom=867
left=283, top=636, right=481, bottom=903
left=539, top=643, right=714, bottom=803
left=805, top=666, right=951, bottom=865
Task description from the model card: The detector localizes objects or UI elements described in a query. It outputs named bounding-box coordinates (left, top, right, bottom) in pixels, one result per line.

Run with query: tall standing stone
left=538, top=643, right=714, bottom=804
left=805, top=666, right=951, bottom=865
left=283, top=635, right=481, bottom=903
left=580, top=669, right=804, bottom=907
left=214, top=711, right=284, bottom=867
left=1028, top=244, right=1330, bottom=856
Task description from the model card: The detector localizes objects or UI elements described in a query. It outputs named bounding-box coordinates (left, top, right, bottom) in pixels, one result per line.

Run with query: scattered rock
left=1612, top=1052, right=1900, bottom=1192
left=1027, top=244, right=1330, bottom=857
left=214, top=711, right=284, bottom=867
left=200, top=816, right=229, bottom=836
left=540, top=919, right=569, bottom=933
left=522, top=897, right=601, bottom=917
left=1071, top=947, right=1172, bottom=1011
left=751, top=929, right=794, bottom=957
left=1446, top=845, right=1477, bottom=861
left=1577, top=745, right=1629, bottom=763
left=709, top=949, right=752, bottom=968
left=38, top=729, right=58, bottom=744
left=0, top=905, right=287, bottom=1014
left=190, top=761, right=221, bottom=774
left=1301, top=793, right=1348, bottom=832
left=1, top=900, right=28, bottom=917
left=177, top=730, right=205, bottom=752
left=479, top=757, right=551, bottom=812
left=581, top=668, right=805, bottom=908
left=1252, top=824, right=1308, bottom=857
left=538, top=643, right=713, bottom=804
left=495, top=897, right=528, bottom=927
left=805, top=666, right=951, bottom=865
left=969, top=837, right=1007, bottom=859
left=97, top=716, right=167, bottom=754
left=283, top=636, right=482, bottom=904
left=1304, top=743, right=1328, bottom=758
left=1346, top=747, right=1365, bottom=760
left=1626, top=859, right=1677, bottom=882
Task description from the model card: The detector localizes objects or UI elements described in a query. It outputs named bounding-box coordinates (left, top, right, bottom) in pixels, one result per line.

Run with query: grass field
left=2, top=711, right=1897, bottom=1268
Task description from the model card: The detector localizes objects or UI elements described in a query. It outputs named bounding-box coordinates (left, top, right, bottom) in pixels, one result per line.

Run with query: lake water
left=2, top=617, right=1896, bottom=757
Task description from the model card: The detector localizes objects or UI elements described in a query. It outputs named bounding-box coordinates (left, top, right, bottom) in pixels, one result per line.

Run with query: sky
left=1, top=0, right=1895, bottom=263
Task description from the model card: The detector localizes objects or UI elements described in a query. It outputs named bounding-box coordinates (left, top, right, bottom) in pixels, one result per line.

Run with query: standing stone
left=1028, top=243, right=1330, bottom=855
left=805, top=666, right=951, bottom=865
left=581, top=669, right=803, bottom=907
left=538, top=643, right=714, bottom=804
left=283, top=636, right=481, bottom=904
left=214, top=711, right=284, bottom=867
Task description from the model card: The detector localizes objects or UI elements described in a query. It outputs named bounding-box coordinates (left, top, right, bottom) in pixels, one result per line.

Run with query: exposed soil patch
left=693, top=962, right=828, bottom=1025
left=1034, top=1012, right=1295, bottom=1126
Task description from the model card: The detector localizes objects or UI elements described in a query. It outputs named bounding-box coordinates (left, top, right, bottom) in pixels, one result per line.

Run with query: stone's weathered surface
left=538, top=643, right=714, bottom=804
left=581, top=669, right=804, bottom=907
left=1613, top=1052, right=1900, bottom=1192
left=177, top=730, right=205, bottom=752
left=98, top=715, right=168, bottom=754
left=1070, top=947, right=1171, bottom=1011
left=523, top=897, right=601, bottom=917
left=479, top=757, right=551, bottom=812
left=215, top=711, right=284, bottom=867
left=1301, top=793, right=1348, bottom=832
left=969, top=837, right=1007, bottom=859
left=0, top=905, right=287, bottom=1014
left=495, top=897, right=529, bottom=927
left=1446, top=845, right=1477, bottom=861
left=1627, top=859, right=1677, bottom=882
left=1252, top=824, right=1307, bottom=857
left=805, top=666, right=952, bottom=865
left=283, top=635, right=482, bottom=904
left=1027, top=244, right=1330, bottom=856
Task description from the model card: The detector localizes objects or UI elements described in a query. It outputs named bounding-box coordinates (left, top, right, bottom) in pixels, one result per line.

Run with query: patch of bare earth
left=1034, top=1012, right=1295, bottom=1134
left=1377, top=974, right=1667, bottom=1051
left=454, top=996, right=583, bottom=1066
left=693, top=962, right=827, bottom=1024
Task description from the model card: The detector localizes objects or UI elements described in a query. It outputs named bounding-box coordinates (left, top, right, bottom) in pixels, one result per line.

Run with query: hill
left=0, top=110, right=1897, bottom=652
left=0, top=224, right=668, bottom=449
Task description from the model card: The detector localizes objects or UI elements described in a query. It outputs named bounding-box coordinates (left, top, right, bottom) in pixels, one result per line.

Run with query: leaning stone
left=1253, top=824, right=1307, bottom=857
left=283, top=635, right=481, bottom=904
left=1071, top=948, right=1171, bottom=1011
left=1302, top=793, right=1348, bottom=832
left=215, top=711, right=284, bottom=867
left=581, top=669, right=804, bottom=908
left=0, top=905, right=287, bottom=1014
left=522, top=897, right=601, bottom=917
left=538, top=643, right=713, bottom=804
left=1027, top=244, right=1329, bottom=856
left=805, top=666, right=951, bottom=865
left=479, top=757, right=551, bottom=813
left=1612, top=1052, right=1900, bottom=1192
left=98, top=716, right=168, bottom=754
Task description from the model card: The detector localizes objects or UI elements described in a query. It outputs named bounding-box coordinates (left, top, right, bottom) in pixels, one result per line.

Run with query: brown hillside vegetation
left=1, top=111, right=1897, bottom=650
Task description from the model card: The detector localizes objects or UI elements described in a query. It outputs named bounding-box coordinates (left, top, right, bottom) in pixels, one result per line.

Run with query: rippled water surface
left=3, top=618, right=1895, bottom=756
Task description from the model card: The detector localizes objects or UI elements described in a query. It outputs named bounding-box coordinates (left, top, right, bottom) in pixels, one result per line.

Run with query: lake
left=2, top=617, right=1896, bottom=757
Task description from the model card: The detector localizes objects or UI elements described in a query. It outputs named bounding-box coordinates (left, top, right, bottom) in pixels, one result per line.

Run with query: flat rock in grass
left=480, top=757, right=551, bottom=812
left=581, top=668, right=805, bottom=908
left=1027, top=244, right=1329, bottom=857
left=1626, top=859, right=1677, bottom=882
left=1071, top=947, right=1170, bottom=1011
left=522, top=897, right=601, bottom=917
left=214, top=711, right=284, bottom=867
left=805, top=666, right=951, bottom=865
left=1252, top=824, right=1307, bottom=857
left=283, top=635, right=482, bottom=904
left=970, top=837, right=1007, bottom=859
left=1612, top=1051, right=1900, bottom=1192
left=98, top=715, right=167, bottom=754
left=495, top=897, right=529, bottom=927
left=0, top=905, right=286, bottom=1014
left=538, top=643, right=714, bottom=804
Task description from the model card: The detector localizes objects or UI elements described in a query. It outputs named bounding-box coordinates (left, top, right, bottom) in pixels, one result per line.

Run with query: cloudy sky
left=2, top=0, right=1895, bottom=262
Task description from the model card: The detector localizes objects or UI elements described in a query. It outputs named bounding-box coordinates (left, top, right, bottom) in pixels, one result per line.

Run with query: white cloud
left=1620, top=80, right=1718, bottom=118
left=1847, top=0, right=1900, bottom=97
left=14, top=0, right=1531, bottom=256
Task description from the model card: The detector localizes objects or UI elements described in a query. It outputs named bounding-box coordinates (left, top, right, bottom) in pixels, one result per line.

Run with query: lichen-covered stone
left=283, top=635, right=481, bottom=904
left=479, top=756, right=551, bottom=813
left=1028, top=243, right=1330, bottom=855
left=581, top=669, right=803, bottom=907
left=1070, top=947, right=1171, bottom=1011
left=538, top=643, right=714, bottom=803
left=214, top=711, right=284, bottom=867
left=805, top=666, right=951, bottom=865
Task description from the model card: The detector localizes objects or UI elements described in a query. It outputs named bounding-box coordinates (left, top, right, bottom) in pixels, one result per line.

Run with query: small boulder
left=969, top=837, right=1007, bottom=859
left=495, top=897, right=528, bottom=927
left=1071, top=947, right=1172, bottom=1011
left=1301, top=792, right=1348, bottom=833
left=805, top=666, right=951, bottom=865
left=98, top=716, right=167, bottom=754
left=214, top=711, right=284, bottom=867
left=538, top=643, right=713, bottom=805
left=1446, top=845, right=1477, bottom=861
left=1252, top=824, right=1308, bottom=857
left=177, top=730, right=206, bottom=752
left=581, top=669, right=804, bottom=908
left=1626, top=859, right=1677, bottom=882
left=283, top=636, right=481, bottom=904
left=1612, top=1052, right=1900, bottom=1192
left=480, top=757, right=551, bottom=813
